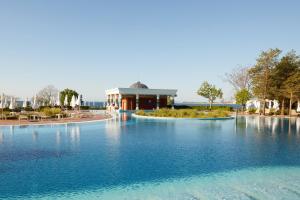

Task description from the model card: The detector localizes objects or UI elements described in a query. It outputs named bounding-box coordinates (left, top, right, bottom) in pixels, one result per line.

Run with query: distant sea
left=83, top=101, right=105, bottom=108
left=175, top=102, right=241, bottom=109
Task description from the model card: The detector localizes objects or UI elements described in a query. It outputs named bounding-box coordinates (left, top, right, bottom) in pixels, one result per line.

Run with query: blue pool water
left=0, top=116, right=300, bottom=199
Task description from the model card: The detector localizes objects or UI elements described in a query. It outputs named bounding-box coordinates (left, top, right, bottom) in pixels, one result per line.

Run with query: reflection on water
left=32, top=131, right=38, bottom=142
left=69, top=126, right=80, bottom=145
left=56, top=130, right=61, bottom=145
left=120, top=113, right=130, bottom=121
left=297, top=118, right=300, bottom=133
left=200, top=120, right=222, bottom=131
left=105, top=118, right=121, bottom=144
left=0, top=125, right=82, bottom=156
left=237, top=116, right=300, bottom=137
left=10, top=125, right=14, bottom=135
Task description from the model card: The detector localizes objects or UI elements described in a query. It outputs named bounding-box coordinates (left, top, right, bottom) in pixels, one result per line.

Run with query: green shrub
left=135, top=108, right=230, bottom=118
left=24, top=107, right=33, bottom=112
left=8, top=108, right=21, bottom=112
left=269, top=108, right=275, bottom=115
left=80, top=106, right=90, bottom=110
left=275, top=110, right=280, bottom=115
left=41, top=108, right=62, bottom=117
left=136, top=110, right=146, bottom=116
left=248, top=108, right=257, bottom=114
left=192, top=106, right=233, bottom=112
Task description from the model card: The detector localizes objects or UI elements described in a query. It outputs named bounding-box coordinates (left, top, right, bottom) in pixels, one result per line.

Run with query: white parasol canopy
left=64, top=95, right=69, bottom=106
left=272, top=100, right=280, bottom=111
left=70, top=95, right=76, bottom=108
left=76, top=95, right=81, bottom=106
left=297, top=100, right=300, bottom=113
left=56, top=93, right=61, bottom=106
left=0, top=93, right=4, bottom=109
left=49, top=98, right=54, bottom=107
left=32, top=95, right=39, bottom=110
left=9, top=97, right=15, bottom=110
left=3, top=97, right=8, bottom=108
left=23, top=98, right=28, bottom=108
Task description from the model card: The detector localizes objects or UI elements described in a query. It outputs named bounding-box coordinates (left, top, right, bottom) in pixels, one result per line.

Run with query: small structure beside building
left=105, top=81, right=177, bottom=111
left=246, top=99, right=280, bottom=114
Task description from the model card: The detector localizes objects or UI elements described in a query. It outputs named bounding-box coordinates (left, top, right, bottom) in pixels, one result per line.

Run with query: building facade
left=105, top=81, right=177, bottom=111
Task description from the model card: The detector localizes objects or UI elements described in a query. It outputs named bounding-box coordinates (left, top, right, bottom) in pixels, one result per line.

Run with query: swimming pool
left=0, top=116, right=300, bottom=199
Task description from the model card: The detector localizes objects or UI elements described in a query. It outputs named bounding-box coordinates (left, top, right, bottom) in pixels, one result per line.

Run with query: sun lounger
left=40, top=115, right=51, bottom=121
left=19, top=115, right=29, bottom=121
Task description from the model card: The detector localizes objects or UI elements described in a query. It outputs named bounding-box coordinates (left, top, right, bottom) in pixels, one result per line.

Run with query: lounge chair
left=40, top=115, right=51, bottom=121
left=19, top=115, right=29, bottom=121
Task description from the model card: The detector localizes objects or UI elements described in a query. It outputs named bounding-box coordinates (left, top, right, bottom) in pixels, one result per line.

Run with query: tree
left=282, top=71, right=300, bottom=116
left=249, top=48, right=281, bottom=115
left=235, top=89, right=251, bottom=111
left=224, top=66, right=251, bottom=91
left=37, top=85, right=58, bottom=106
left=60, top=89, right=79, bottom=107
left=197, top=81, right=223, bottom=110
left=268, top=50, right=300, bottom=115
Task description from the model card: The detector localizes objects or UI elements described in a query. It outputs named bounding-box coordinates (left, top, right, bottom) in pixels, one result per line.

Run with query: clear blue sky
left=1, top=0, right=300, bottom=102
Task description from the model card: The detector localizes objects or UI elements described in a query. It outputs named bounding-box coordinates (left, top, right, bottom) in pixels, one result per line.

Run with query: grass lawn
left=135, top=109, right=230, bottom=118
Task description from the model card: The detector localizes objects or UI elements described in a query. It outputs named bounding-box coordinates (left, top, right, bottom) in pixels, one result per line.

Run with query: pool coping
left=131, top=113, right=235, bottom=120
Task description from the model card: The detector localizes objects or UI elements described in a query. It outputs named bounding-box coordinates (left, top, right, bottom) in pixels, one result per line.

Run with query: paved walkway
left=0, top=114, right=112, bottom=126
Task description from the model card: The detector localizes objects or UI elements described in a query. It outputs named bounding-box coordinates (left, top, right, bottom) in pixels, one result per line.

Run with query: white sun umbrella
left=70, top=95, right=76, bottom=108
left=64, top=95, right=69, bottom=106
left=9, top=97, right=15, bottom=110
left=32, top=95, right=39, bottom=110
left=76, top=95, right=81, bottom=106
left=49, top=98, right=54, bottom=107
left=297, top=100, right=300, bottom=113
left=56, top=93, right=61, bottom=106
left=0, top=93, right=4, bottom=109
left=3, top=97, right=8, bottom=108
left=22, top=98, right=28, bottom=108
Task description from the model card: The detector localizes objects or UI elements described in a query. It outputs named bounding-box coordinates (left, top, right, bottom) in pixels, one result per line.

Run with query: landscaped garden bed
left=135, top=108, right=231, bottom=119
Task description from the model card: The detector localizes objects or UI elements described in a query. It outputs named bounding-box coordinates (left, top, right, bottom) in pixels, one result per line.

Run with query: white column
left=136, top=94, right=139, bottom=110
left=156, top=95, right=160, bottom=110
left=110, top=95, right=114, bottom=106
left=114, top=94, right=118, bottom=107
left=110, top=94, right=113, bottom=106
left=119, top=94, right=122, bottom=110
left=106, top=94, right=110, bottom=107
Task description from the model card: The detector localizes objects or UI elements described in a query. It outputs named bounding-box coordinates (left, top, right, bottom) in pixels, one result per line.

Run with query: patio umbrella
left=76, top=95, right=81, bottom=106
left=49, top=98, right=53, bottom=107
left=56, top=93, right=61, bottom=106
left=32, top=95, right=39, bottom=110
left=3, top=97, right=8, bottom=108
left=70, top=95, right=76, bottom=108
left=64, top=95, right=68, bottom=106
left=9, top=97, right=15, bottom=110
left=22, top=98, right=28, bottom=108
left=0, top=93, right=4, bottom=109
left=272, top=100, right=279, bottom=111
